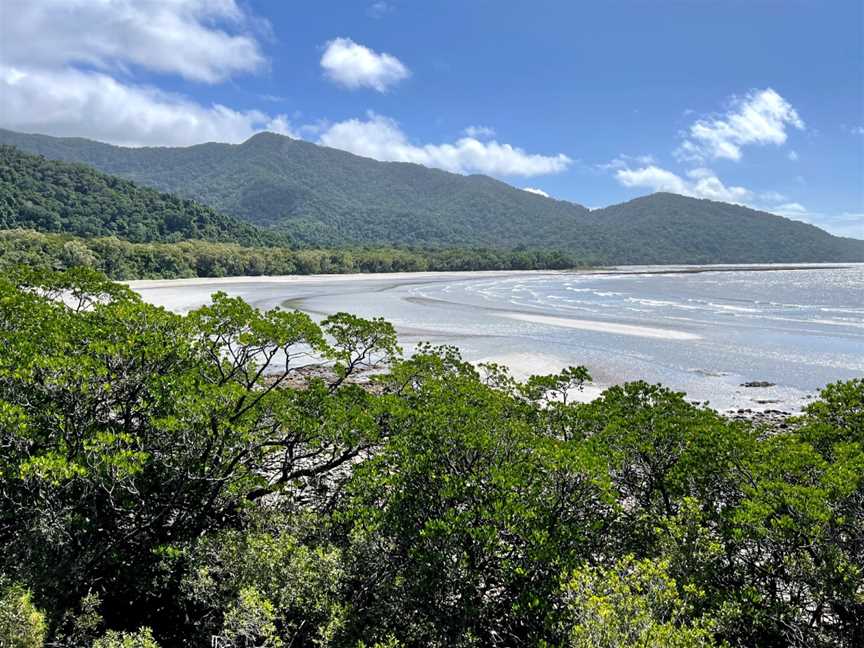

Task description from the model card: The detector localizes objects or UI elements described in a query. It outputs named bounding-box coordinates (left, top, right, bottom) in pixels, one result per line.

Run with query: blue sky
left=1, top=0, right=861, bottom=237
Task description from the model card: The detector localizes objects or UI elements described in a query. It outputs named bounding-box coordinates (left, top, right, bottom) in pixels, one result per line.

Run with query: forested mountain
left=0, top=146, right=274, bottom=246
left=0, top=146, right=582, bottom=279
left=1, top=129, right=862, bottom=263
left=0, top=130, right=596, bottom=250
left=591, top=193, right=864, bottom=264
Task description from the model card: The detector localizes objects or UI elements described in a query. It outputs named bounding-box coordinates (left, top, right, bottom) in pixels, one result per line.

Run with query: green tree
left=0, top=269, right=398, bottom=642
left=340, top=347, right=611, bottom=646
left=556, top=556, right=719, bottom=648
left=221, top=588, right=283, bottom=648
left=0, top=582, right=47, bottom=648
left=92, top=627, right=160, bottom=648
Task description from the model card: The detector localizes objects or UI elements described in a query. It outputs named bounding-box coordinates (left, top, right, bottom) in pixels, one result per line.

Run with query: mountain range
left=1, top=128, right=862, bottom=264
left=0, top=146, right=273, bottom=247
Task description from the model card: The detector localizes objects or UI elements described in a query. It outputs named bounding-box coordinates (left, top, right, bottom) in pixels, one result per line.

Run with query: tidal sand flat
left=498, top=312, right=703, bottom=340
left=129, top=264, right=864, bottom=413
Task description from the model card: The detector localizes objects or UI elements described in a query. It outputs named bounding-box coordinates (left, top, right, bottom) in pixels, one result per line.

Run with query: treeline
left=2, top=268, right=862, bottom=647
left=0, top=229, right=585, bottom=278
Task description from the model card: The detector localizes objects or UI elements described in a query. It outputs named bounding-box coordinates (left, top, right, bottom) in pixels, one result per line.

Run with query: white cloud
left=0, top=64, right=294, bottom=147
left=318, top=112, right=571, bottom=176
left=607, top=89, right=814, bottom=215
left=0, top=0, right=291, bottom=146
left=522, top=187, right=550, bottom=197
left=320, top=38, right=409, bottom=92
left=463, top=125, right=496, bottom=139
left=847, top=125, right=864, bottom=136
left=677, top=88, right=804, bottom=162
left=684, top=168, right=752, bottom=202
left=615, top=164, right=751, bottom=203
left=598, top=154, right=656, bottom=171
left=616, top=165, right=688, bottom=195
left=0, top=0, right=265, bottom=84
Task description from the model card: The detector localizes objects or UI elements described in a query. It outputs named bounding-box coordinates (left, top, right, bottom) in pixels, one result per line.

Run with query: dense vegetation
left=0, top=148, right=585, bottom=277
left=590, top=193, right=864, bottom=264
left=0, top=131, right=596, bottom=250
left=2, top=268, right=862, bottom=647
left=3, top=129, right=862, bottom=263
left=0, top=146, right=274, bottom=247
left=0, top=230, right=583, bottom=278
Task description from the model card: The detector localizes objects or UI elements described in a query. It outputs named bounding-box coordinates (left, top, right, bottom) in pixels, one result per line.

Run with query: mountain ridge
left=1, top=128, right=861, bottom=264
left=0, top=145, right=273, bottom=246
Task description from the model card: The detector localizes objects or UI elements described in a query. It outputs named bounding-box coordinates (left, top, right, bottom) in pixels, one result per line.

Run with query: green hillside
left=592, top=193, right=864, bottom=264
left=0, top=130, right=596, bottom=249
left=1, top=129, right=862, bottom=263
left=0, top=145, right=274, bottom=246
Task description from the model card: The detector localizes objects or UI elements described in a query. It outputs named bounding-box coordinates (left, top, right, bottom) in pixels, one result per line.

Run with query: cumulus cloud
left=0, top=0, right=299, bottom=146
left=677, top=88, right=804, bottom=162
left=321, top=38, right=410, bottom=92
left=318, top=112, right=571, bottom=176
left=0, top=0, right=265, bottom=84
left=615, top=164, right=751, bottom=203
left=608, top=89, right=813, bottom=213
left=598, top=154, right=656, bottom=171
left=683, top=168, right=752, bottom=202
left=615, top=165, right=688, bottom=195
left=0, top=64, right=294, bottom=147
left=522, top=187, right=550, bottom=197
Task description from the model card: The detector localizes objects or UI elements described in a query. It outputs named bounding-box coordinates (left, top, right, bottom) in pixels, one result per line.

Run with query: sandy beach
left=125, top=269, right=555, bottom=291
left=129, top=264, right=864, bottom=413
left=498, top=312, right=703, bottom=340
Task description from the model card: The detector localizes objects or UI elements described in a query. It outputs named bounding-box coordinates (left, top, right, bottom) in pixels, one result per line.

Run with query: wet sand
left=128, top=264, right=863, bottom=413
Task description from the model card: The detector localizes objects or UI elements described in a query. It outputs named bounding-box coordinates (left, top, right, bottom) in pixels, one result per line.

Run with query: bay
left=130, top=263, right=864, bottom=413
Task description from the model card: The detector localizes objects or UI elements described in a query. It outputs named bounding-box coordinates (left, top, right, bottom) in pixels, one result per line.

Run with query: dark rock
left=741, top=381, right=776, bottom=388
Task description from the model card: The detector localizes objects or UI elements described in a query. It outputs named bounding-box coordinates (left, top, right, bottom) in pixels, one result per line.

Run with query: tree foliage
left=0, top=229, right=585, bottom=279
left=0, top=146, right=272, bottom=246
left=0, top=582, right=47, bottom=648
left=557, top=557, right=719, bottom=648
left=0, top=269, right=861, bottom=647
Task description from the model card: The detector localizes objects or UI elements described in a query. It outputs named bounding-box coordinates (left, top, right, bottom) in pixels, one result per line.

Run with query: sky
left=0, top=0, right=862, bottom=238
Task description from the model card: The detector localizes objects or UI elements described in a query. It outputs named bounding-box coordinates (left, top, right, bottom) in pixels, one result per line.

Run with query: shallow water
left=131, top=264, right=864, bottom=412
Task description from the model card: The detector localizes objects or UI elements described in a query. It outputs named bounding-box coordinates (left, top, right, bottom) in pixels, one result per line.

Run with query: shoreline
left=128, top=264, right=859, bottom=416
left=470, top=351, right=811, bottom=417
left=124, top=269, right=554, bottom=290
left=124, top=262, right=859, bottom=290
left=280, top=360, right=803, bottom=428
